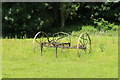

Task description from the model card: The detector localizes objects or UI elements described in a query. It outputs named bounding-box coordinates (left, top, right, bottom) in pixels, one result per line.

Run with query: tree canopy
left=2, top=2, right=120, bottom=38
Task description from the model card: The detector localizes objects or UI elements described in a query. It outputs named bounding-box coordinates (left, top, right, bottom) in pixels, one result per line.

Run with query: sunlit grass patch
left=2, top=34, right=118, bottom=78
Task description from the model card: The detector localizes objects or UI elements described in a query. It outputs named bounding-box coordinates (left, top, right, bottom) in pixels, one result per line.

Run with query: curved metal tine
left=80, top=33, right=87, bottom=40
left=55, top=36, right=65, bottom=42
left=49, top=39, right=55, bottom=43
left=33, top=31, right=41, bottom=44
left=54, top=33, right=59, bottom=42
left=53, top=32, right=70, bottom=37
left=53, top=32, right=60, bottom=41
left=53, top=32, right=70, bottom=42
left=33, top=31, right=45, bottom=44
left=40, top=32, right=48, bottom=43
left=47, top=33, right=52, bottom=42
left=66, top=36, right=71, bottom=45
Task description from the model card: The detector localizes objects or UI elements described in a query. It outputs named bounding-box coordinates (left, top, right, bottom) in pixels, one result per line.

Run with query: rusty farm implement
left=33, top=31, right=91, bottom=58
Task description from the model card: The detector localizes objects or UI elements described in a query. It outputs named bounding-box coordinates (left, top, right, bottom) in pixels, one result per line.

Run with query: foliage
left=81, top=25, right=97, bottom=33
left=60, top=3, right=80, bottom=18
left=112, top=25, right=119, bottom=31
left=2, top=2, right=120, bottom=38
left=93, top=18, right=119, bottom=31
left=2, top=3, right=55, bottom=38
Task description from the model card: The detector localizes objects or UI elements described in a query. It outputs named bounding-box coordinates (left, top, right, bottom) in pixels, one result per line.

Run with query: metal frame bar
left=40, top=42, right=86, bottom=58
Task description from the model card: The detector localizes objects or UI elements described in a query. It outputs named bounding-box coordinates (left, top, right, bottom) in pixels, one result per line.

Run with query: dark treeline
left=2, top=2, right=120, bottom=38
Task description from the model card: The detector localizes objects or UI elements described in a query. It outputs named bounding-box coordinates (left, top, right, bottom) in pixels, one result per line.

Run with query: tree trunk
left=61, top=8, right=65, bottom=28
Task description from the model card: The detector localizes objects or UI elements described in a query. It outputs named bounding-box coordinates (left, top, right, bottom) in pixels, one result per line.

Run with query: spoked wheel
left=77, top=33, right=91, bottom=56
left=33, top=31, right=49, bottom=55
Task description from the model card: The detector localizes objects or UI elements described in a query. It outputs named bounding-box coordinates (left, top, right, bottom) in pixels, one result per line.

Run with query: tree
left=2, top=2, right=120, bottom=38
left=60, top=3, right=80, bottom=28
left=2, top=2, right=55, bottom=38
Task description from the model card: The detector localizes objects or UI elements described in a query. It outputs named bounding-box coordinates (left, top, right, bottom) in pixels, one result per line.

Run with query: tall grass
left=2, top=32, right=118, bottom=78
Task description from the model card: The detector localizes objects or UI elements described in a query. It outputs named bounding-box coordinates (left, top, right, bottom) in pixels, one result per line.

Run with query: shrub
left=81, top=25, right=97, bottom=33
left=112, top=25, right=119, bottom=31
left=93, top=18, right=118, bottom=31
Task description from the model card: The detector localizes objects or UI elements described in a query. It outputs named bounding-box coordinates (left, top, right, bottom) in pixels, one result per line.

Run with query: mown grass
left=2, top=33, right=118, bottom=78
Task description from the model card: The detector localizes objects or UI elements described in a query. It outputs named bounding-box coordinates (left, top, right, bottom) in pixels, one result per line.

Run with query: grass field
left=2, top=32, right=118, bottom=78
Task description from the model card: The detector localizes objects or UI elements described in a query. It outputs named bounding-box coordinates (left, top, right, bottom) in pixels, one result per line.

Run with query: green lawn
left=2, top=34, right=118, bottom=78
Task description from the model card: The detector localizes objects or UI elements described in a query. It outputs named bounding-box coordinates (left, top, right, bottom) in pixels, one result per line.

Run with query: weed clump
left=99, top=43, right=105, bottom=52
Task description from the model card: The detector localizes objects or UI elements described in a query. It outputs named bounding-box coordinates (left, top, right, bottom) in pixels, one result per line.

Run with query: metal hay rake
left=33, top=31, right=91, bottom=58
